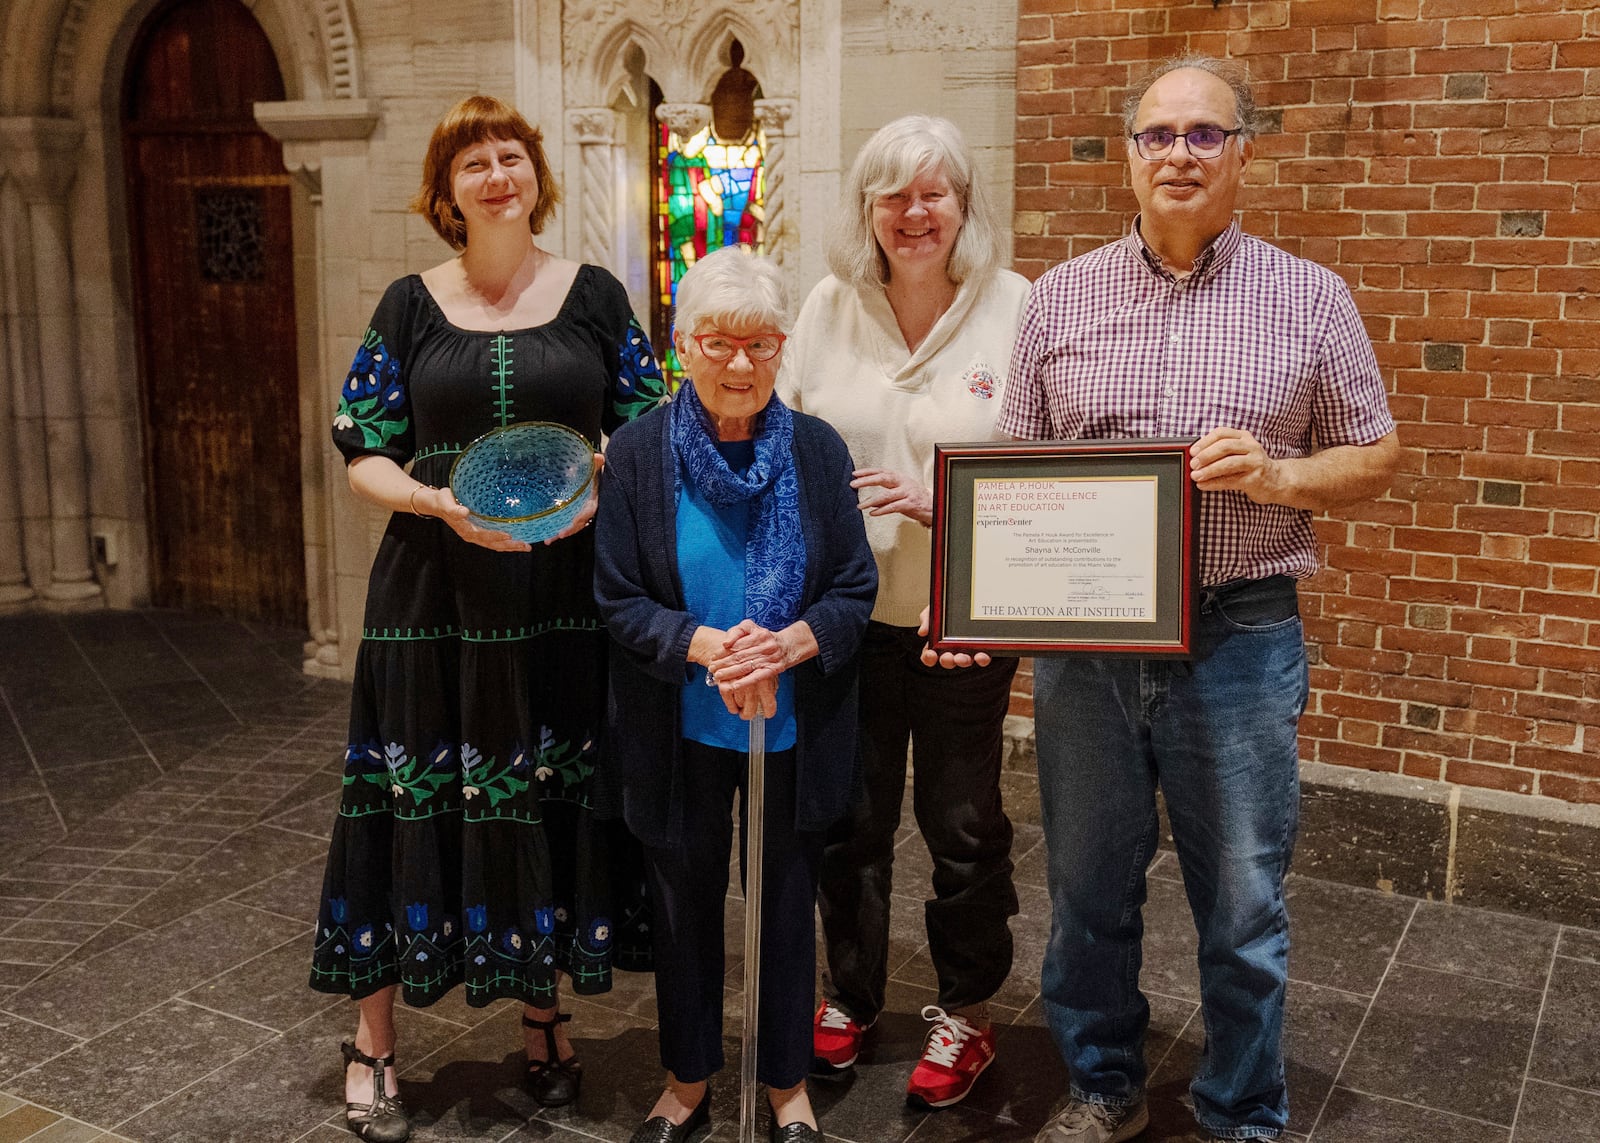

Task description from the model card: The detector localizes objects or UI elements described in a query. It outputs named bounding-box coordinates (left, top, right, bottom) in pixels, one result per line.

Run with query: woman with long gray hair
left=778, top=115, right=1029, bottom=1111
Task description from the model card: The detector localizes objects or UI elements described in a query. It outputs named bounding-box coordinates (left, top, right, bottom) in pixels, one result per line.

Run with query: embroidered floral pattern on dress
left=614, top=316, right=670, bottom=419
left=333, top=329, right=409, bottom=448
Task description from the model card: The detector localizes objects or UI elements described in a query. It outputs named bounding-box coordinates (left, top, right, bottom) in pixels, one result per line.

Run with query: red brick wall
left=1010, top=0, right=1600, bottom=803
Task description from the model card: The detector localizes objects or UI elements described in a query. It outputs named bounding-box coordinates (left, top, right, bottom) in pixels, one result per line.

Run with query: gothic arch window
left=650, top=40, right=766, bottom=377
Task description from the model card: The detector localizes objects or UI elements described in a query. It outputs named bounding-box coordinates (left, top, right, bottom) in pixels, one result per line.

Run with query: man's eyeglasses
left=691, top=332, right=786, bottom=363
left=1129, top=127, right=1243, bottom=161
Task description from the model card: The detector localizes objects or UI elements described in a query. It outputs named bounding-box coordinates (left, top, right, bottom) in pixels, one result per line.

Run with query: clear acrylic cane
left=739, top=710, right=765, bottom=1143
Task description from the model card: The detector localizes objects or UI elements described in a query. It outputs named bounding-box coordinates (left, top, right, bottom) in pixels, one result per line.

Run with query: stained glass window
left=651, top=47, right=765, bottom=380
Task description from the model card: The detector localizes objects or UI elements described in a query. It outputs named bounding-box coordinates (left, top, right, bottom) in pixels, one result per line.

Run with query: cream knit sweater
left=778, top=269, right=1030, bottom=627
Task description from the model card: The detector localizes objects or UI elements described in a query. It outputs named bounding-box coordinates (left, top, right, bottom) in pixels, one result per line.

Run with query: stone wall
left=0, top=0, right=1022, bottom=679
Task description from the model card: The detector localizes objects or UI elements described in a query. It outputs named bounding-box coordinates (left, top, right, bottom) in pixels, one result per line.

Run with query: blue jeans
left=1033, top=576, right=1308, bottom=1140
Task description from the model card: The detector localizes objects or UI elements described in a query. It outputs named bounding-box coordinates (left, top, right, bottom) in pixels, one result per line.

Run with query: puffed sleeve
left=600, top=276, right=670, bottom=433
left=331, top=278, right=420, bottom=466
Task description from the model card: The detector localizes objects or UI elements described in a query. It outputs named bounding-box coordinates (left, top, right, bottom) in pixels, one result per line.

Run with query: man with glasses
left=999, top=55, right=1399, bottom=1142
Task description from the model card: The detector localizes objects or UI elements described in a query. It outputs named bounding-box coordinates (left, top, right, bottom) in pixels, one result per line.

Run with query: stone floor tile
left=179, top=933, right=335, bottom=1033
left=0, top=805, right=64, bottom=878
left=1338, top=962, right=1541, bottom=1125
left=37, top=924, right=144, bottom=978
left=4, top=999, right=275, bottom=1129
left=139, top=726, right=240, bottom=773
left=868, top=889, right=930, bottom=987
left=0, top=922, right=98, bottom=949
left=263, top=791, right=340, bottom=842
left=400, top=1005, right=566, bottom=1141
left=124, top=824, right=330, bottom=928
left=17, top=903, right=125, bottom=929
left=8, top=1115, right=116, bottom=1142
left=0, top=1012, right=79, bottom=1088
left=227, top=856, right=327, bottom=926
left=0, top=940, right=67, bottom=968
left=64, top=616, right=196, bottom=692
left=1011, top=835, right=1047, bottom=891
left=76, top=868, right=171, bottom=893
left=117, top=1001, right=464, bottom=1143
left=16, top=705, right=143, bottom=773
left=1395, top=900, right=1559, bottom=991
left=1526, top=955, right=1600, bottom=1093
left=1556, top=925, right=1600, bottom=964
left=109, top=679, right=233, bottom=735
left=0, top=967, right=42, bottom=990
left=46, top=760, right=164, bottom=831
left=102, top=850, right=193, bottom=875
left=0, top=778, right=49, bottom=809
left=1136, top=875, right=1203, bottom=1003
left=1285, top=876, right=1415, bottom=995
left=1148, top=978, right=1365, bottom=1136
left=1311, top=1086, right=1510, bottom=1142
left=1512, top=1079, right=1600, bottom=1141
left=5, top=901, right=304, bottom=1038
left=257, top=768, right=342, bottom=822
left=0, top=1102, right=60, bottom=1141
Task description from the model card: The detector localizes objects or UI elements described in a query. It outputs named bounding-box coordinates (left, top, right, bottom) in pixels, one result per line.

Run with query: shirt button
left=1163, top=384, right=1176, bottom=396
left=1168, top=333, right=1180, bottom=345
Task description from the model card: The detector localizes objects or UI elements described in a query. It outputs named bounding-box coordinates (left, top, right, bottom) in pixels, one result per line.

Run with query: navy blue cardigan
left=594, top=402, right=877, bottom=849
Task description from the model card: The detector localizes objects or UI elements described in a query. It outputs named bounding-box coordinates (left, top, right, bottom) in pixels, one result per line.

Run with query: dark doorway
left=122, top=0, right=306, bottom=626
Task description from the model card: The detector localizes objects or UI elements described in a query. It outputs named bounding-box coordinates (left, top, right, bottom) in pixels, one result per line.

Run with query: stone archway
left=0, top=0, right=372, bottom=674
left=557, top=0, right=804, bottom=320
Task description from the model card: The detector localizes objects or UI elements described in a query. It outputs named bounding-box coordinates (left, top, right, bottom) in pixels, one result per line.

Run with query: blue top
left=676, top=438, right=797, bottom=751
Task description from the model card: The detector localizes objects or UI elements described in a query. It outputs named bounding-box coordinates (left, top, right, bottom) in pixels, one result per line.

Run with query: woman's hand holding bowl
left=545, top=452, right=605, bottom=544
left=420, top=485, right=532, bottom=552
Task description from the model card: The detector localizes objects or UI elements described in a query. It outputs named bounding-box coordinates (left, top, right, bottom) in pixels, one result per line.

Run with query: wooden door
left=122, top=0, right=305, bottom=627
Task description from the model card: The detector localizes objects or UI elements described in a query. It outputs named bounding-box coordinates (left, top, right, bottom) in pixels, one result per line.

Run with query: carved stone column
left=0, top=117, right=99, bottom=603
left=753, top=99, right=797, bottom=266
left=256, top=99, right=379, bottom=679
left=656, top=102, right=711, bottom=144
left=0, top=186, right=31, bottom=605
left=567, top=108, right=616, bottom=269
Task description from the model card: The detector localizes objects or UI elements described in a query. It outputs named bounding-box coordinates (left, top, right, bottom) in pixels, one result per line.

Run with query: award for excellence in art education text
left=969, top=477, right=1158, bottom=622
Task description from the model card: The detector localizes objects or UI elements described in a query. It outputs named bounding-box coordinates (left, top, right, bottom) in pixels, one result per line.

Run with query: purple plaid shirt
left=998, top=220, right=1394, bottom=586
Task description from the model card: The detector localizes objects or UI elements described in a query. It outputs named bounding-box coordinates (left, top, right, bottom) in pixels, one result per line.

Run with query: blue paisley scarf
left=670, top=381, right=807, bottom=631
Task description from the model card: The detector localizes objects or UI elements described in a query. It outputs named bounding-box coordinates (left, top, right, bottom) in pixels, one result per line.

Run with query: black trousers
left=643, top=739, right=823, bottom=1087
left=818, top=621, right=1019, bottom=1022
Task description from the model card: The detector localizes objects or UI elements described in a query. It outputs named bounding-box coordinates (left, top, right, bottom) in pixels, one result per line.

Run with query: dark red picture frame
left=928, top=438, right=1199, bottom=657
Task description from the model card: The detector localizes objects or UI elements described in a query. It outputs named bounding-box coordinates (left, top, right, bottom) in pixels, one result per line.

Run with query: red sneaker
left=905, top=1006, right=995, bottom=1110
left=811, top=1001, right=871, bottom=1074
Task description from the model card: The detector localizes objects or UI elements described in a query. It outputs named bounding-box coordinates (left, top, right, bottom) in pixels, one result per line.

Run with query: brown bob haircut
left=410, top=95, right=561, bottom=250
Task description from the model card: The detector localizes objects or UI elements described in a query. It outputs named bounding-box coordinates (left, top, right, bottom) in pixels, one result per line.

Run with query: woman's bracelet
left=409, top=485, right=433, bottom=517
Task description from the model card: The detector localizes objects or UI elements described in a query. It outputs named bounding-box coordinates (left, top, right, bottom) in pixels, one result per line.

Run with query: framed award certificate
left=928, top=439, right=1199, bottom=657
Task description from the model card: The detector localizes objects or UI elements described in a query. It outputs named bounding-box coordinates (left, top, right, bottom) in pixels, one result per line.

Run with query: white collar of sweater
left=857, top=273, right=986, bottom=391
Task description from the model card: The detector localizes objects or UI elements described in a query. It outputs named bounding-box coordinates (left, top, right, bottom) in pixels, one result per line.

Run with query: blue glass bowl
left=449, top=422, right=597, bottom=544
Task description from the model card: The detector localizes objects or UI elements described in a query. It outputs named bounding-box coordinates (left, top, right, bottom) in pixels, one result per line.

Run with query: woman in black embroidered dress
left=311, top=95, right=667, bottom=1142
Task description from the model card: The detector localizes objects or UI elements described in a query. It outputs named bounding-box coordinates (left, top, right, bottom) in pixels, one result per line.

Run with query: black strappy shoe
left=341, top=1041, right=411, bottom=1142
left=523, top=1010, right=583, bottom=1107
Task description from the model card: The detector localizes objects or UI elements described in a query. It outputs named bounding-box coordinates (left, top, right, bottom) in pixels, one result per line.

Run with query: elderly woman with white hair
left=596, top=245, right=876, bottom=1143
left=778, top=115, right=1030, bottom=1111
